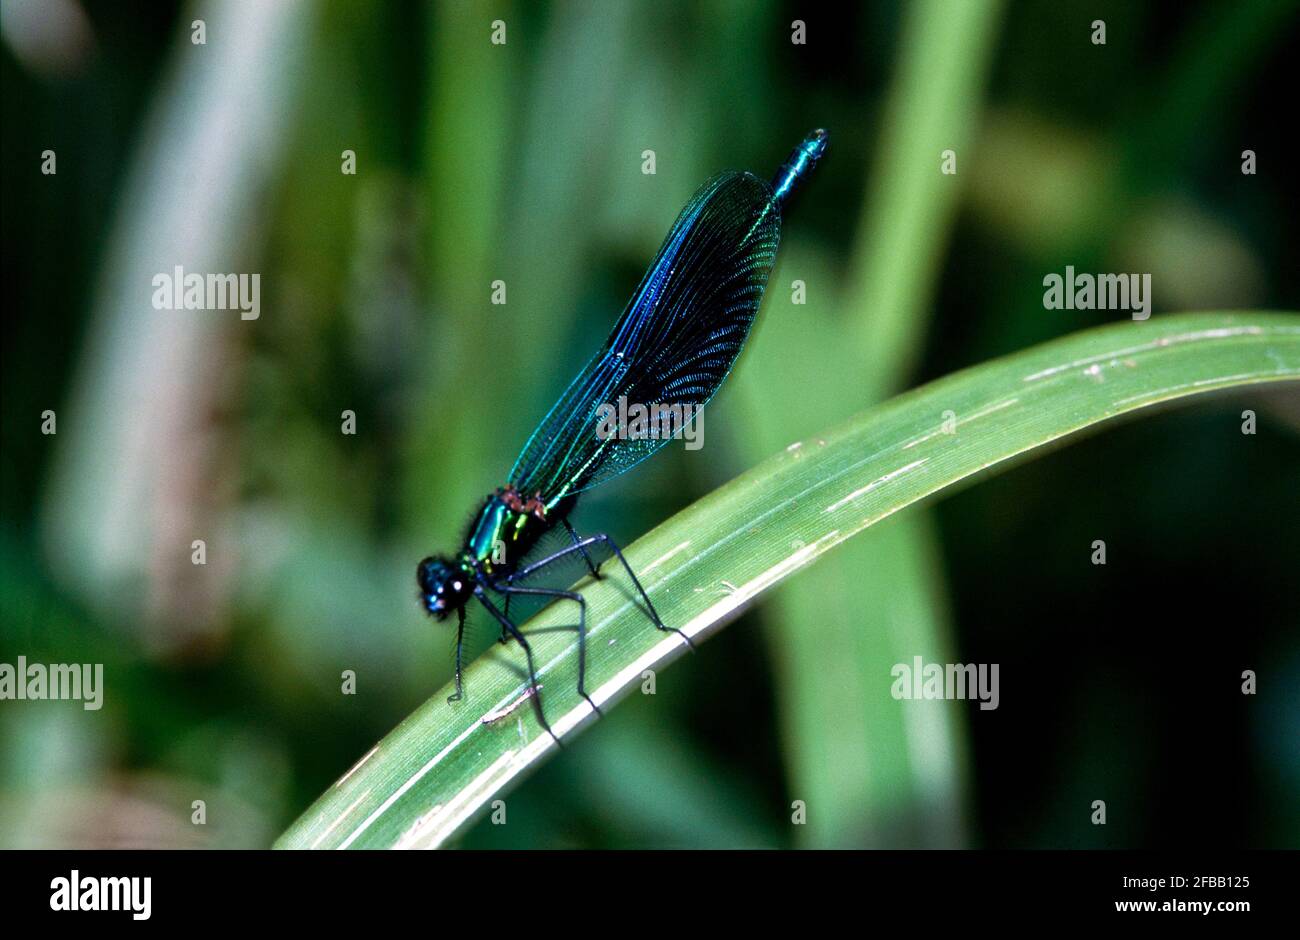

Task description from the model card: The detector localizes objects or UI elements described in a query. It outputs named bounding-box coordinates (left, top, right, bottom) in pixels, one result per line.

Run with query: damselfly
left=417, top=129, right=828, bottom=737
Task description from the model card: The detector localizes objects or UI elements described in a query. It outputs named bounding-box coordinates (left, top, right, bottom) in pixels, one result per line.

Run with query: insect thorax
left=464, top=486, right=568, bottom=577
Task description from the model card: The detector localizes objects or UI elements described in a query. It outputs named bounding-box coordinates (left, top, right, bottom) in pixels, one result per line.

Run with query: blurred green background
left=2, top=0, right=1297, bottom=848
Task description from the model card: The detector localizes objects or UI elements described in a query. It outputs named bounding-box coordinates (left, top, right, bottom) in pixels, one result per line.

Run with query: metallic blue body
left=464, top=492, right=573, bottom=577
left=770, top=128, right=829, bottom=208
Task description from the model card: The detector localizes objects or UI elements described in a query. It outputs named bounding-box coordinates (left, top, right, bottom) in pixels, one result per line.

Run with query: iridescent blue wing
left=509, top=171, right=781, bottom=503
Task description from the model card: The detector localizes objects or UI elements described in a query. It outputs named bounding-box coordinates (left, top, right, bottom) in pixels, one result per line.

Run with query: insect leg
left=474, top=588, right=559, bottom=744
left=496, top=583, right=600, bottom=716
left=562, top=518, right=602, bottom=579
left=448, top=605, right=467, bottom=703
left=511, top=536, right=694, bottom=650
left=589, top=533, right=694, bottom=651
left=511, top=540, right=592, bottom=580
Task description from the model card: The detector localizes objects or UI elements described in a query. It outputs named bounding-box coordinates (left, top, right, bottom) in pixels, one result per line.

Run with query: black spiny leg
left=510, top=533, right=694, bottom=650
left=499, top=589, right=511, bottom=643
left=498, top=519, right=597, bottom=630
left=448, top=606, right=466, bottom=703
left=563, top=518, right=602, bottom=579
left=497, top=582, right=600, bottom=717
left=475, top=588, right=559, bottom=744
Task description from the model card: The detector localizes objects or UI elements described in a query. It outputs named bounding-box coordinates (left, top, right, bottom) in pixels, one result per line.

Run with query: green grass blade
left=277, top=311, right=1299, bottom=849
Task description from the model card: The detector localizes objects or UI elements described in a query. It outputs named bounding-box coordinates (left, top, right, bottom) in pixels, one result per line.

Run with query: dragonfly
left=417, top=128, right=828, bottom=738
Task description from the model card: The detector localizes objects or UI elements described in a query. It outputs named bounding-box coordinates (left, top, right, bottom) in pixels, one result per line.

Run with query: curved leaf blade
left=277, top=311, right=1299, bottom=849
